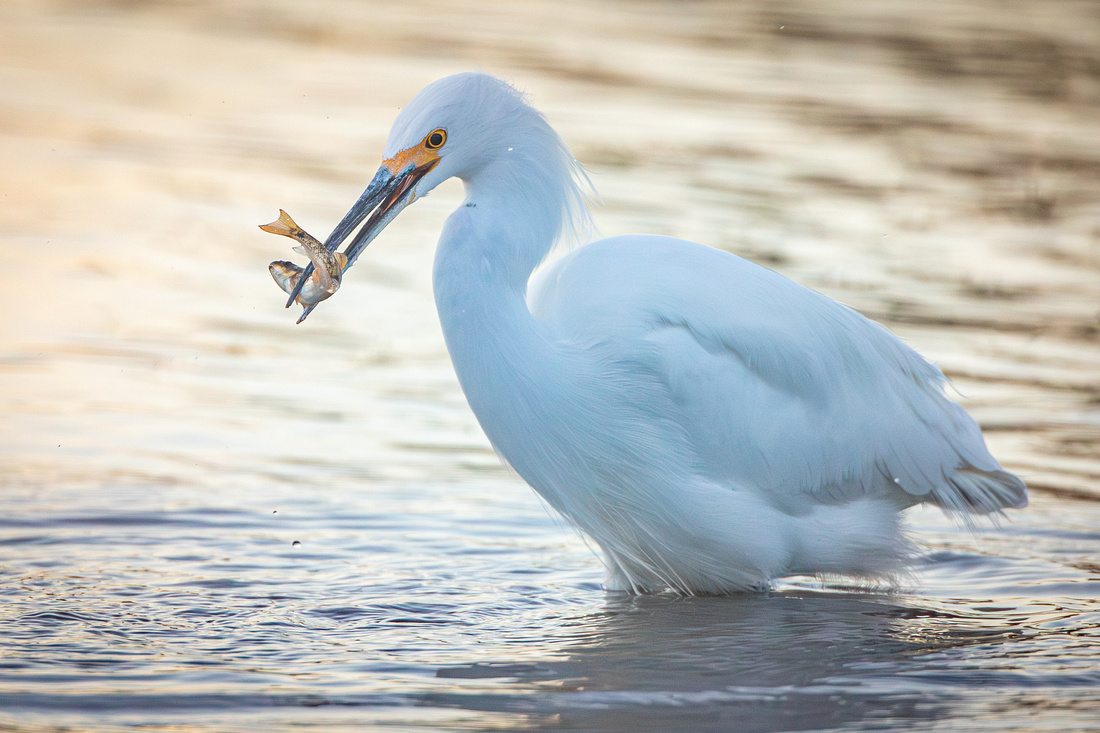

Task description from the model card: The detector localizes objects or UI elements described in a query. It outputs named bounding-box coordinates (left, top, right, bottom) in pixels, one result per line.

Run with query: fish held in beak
left=265, top=141, right=441, bottom=323
left=261, top=210, right=348, bottom=318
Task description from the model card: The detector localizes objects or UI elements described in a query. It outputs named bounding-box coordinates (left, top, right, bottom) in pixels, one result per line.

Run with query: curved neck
left=431, top=180, right=569, bottom=489
left=432, top=187, right=552, bottom=383
left=452, top=156, right=565, bottom=286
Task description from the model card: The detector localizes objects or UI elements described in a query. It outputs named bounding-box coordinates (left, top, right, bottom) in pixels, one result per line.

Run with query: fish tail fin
left=259, top=209, right=301, bottom=238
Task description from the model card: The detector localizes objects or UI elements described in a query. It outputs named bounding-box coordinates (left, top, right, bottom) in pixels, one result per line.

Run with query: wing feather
left=530, top=235, right=1024, bottom=514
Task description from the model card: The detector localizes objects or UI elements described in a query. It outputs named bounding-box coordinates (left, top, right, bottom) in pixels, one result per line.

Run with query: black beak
left=287, top=159, right=438, bottom=322
left=284, top=166, right=394, bottom=309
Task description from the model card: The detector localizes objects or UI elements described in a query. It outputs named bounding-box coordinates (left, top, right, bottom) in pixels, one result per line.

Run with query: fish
left=260, top=209, right=348, bottom=311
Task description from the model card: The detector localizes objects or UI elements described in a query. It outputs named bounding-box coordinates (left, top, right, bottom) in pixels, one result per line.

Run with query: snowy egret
left=289, top=73, right=1026, bottom=594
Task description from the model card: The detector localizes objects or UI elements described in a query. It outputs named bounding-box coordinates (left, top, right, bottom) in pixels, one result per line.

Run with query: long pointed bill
left=341, top=158, right=436, bottom=269
left=289, top=153, right=439, bottom=323
left=284, top=166, right=395, bottom=309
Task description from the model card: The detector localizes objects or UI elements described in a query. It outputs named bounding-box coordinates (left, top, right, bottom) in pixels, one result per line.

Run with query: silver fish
left=261, top=209, right=348, bottom=308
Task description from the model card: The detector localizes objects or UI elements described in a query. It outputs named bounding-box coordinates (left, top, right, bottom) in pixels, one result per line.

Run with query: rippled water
left=2, top=0, right=1098, bottom=730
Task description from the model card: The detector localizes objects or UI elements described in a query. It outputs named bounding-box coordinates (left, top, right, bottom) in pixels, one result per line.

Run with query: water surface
left=1, top=1, right=1098, bottom=730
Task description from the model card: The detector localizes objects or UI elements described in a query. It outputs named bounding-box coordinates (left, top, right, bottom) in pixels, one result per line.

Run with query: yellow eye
left=424, top=129, right=447, bottom=150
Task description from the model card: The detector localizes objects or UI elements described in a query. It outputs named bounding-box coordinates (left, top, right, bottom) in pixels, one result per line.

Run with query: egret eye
left=425, top=129, right=447, bottom=150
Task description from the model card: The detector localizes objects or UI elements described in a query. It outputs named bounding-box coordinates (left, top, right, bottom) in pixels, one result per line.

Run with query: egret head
left=286, top=73, right=592, bottom=311
left=381, top=73, right=522, bottom=191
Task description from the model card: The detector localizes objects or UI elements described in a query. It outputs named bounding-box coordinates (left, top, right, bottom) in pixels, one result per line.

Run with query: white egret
left=289, top=73, right=1026, bottom=594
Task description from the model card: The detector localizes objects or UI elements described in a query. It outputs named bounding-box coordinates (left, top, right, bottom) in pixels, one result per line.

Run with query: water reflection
left=1, top=497, right=1098, bottom=729
left=431, top=584, right=1098, bottom=731
left=1, top=0, right=1098, bottom=729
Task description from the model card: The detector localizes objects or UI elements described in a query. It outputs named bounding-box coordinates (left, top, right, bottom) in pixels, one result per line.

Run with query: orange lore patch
left=382, top=134, right=444, bottom=175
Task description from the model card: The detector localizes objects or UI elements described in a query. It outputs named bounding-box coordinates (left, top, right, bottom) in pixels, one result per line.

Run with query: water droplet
left=291, top=540, right=301, bottom=547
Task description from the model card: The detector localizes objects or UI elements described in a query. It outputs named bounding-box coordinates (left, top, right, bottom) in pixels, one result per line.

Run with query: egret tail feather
left=932, top=466, right=1028, bottom=515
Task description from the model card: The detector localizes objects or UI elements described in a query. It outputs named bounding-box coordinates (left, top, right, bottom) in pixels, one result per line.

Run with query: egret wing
left=531, top=235, right=1024, bottom=513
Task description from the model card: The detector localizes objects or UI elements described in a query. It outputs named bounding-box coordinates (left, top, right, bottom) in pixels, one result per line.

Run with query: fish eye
left=425, top=129, right=447, bottom=150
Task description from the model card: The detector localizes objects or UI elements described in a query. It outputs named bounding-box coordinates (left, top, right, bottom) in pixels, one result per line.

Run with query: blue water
left=2, top=480, right=1098, bottom=730
left=2, top=0, right=1099, bottom=730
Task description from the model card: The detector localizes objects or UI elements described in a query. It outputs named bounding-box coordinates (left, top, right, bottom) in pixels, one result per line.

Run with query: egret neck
left=433, top=168, right=575, bottom=492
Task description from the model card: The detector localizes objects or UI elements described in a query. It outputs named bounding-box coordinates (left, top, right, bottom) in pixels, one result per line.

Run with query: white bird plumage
left=314, top=72, right=1026, bottom=594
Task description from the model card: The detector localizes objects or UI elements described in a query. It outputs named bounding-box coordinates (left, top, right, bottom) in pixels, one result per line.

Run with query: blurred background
left=0, top=1, right=1097, bottom=730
